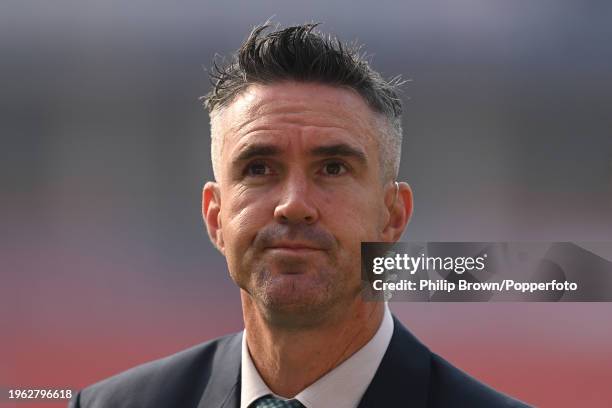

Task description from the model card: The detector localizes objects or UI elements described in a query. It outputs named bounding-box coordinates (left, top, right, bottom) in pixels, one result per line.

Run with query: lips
left=266, top=242, right=322, bottom=251
left=253, top=224, right=335, bottom=253
left=264, top=241, right=324, bottom=251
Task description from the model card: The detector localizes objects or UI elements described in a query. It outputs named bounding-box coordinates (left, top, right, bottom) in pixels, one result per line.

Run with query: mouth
left=264, top=242, right=325, bottom=254
left=265, top=246, right=322, bottom=253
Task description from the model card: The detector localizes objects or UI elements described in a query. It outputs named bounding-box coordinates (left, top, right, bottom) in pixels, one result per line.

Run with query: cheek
left=320, top=191, right=383, bottom=244
left=221, top=188, right=273, bottom=250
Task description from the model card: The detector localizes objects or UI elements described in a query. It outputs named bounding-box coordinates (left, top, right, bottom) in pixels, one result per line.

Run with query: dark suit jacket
left=70, top=316, right=530, bottom=407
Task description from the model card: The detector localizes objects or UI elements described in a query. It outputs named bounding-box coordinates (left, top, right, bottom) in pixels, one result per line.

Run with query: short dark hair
left=203, top=22, right=405, bottom=181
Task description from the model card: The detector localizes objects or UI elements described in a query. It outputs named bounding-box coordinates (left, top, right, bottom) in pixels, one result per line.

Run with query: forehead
left=212, top=82, right=383, bottom=148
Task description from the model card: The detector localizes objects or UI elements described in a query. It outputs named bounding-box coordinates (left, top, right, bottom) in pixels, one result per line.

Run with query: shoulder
left=71, top=332, right=242, bottom=408
left=371, top=316, right=531, bottom=407
left=427, top=352, right=530, bottom=407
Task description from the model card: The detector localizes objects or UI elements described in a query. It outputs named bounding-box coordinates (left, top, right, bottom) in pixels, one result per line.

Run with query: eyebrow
left=232, top=142, right=367, bottom=165
left=233, top=144, right=281, bottom=164
left=310, top=143, right=367, bottom=164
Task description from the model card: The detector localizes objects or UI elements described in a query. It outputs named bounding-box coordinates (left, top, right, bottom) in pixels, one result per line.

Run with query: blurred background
left=1, top=0, right=611, bottom=407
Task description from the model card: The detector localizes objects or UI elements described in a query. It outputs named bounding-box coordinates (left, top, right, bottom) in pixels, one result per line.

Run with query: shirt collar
left=240, top=304, right=394, bottom=408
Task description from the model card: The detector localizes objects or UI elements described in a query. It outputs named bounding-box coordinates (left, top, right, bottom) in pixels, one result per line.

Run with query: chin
left=252, top=274, right=335, bottom=325
left=261, top=273, right=328, bottom=304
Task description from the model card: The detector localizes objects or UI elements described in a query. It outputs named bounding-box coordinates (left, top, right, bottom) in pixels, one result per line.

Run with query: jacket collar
left=358, top=315, right=431, bottom=408
left=197, top=332, right=242, bottom=408
left=197, top=315, right=431, bottom=408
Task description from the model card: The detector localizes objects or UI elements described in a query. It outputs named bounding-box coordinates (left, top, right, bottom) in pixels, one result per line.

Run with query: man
left=70, top=23, right=529, bottom=407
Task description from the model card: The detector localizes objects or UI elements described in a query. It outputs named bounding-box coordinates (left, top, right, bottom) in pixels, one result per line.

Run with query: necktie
left=251, top=395, right=305, bottom=408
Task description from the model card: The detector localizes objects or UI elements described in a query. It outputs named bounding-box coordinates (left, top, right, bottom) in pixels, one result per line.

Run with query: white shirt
left=240, top=304, right=394, bottom=408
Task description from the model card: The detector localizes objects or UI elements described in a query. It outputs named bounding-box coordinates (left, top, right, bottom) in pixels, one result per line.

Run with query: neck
left=241, top=291, right=385, bottom=398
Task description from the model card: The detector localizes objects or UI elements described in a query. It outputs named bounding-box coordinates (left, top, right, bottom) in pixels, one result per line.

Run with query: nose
left=273, top=172, right=319, bottom=225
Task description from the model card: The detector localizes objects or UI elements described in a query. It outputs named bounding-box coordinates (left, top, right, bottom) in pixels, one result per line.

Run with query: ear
left=381, top=181, right=413, bottom=242
left=202, top=182, right=225, bottom=254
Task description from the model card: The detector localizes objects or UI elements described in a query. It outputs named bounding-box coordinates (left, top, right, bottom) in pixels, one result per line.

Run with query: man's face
left=204, top=82, right=407, bottom=323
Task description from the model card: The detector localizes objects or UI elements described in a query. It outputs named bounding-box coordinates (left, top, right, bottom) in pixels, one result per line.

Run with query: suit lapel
left=197, top=332, right=242, bottom=408
left=196, top=317, right=430, bottom=408
left=358, top=316, right=431, bottom=408
left=219, top=382, right=240, bottom=408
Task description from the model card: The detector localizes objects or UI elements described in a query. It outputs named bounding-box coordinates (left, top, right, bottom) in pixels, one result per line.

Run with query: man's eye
left=245, top=162, right=273, bottom=176
left=321, top=162, right=348, bottom=176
